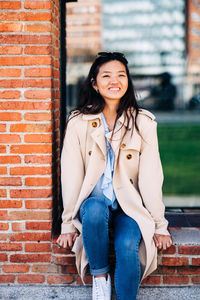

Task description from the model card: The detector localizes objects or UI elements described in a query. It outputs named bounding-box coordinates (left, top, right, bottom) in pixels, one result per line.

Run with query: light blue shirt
left=90, top=113, right=118, bottom=210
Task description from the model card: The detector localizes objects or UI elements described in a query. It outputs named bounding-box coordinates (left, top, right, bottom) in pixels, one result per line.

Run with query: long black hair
left=67, top=52, right=140, bottom=136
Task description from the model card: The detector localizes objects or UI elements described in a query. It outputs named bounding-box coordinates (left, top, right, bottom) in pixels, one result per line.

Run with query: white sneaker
left=92, top=273, right=111, bottom=300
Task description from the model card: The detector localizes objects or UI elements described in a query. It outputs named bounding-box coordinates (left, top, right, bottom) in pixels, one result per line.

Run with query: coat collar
left=82, top=108, right=136, bottom=130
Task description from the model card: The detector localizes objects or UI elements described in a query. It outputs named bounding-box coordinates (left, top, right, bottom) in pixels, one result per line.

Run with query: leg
left=79, top=196, right=111, bottom=275
left=113, top=210, right=141, bottom=300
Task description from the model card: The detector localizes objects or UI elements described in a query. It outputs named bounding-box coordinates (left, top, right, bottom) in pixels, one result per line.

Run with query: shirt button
left=88, top=151, right=92, bottom=156
left=127, top=154, right=132, bottom=160
left=121, top=143, right=126, bottom=148
left=92, top=121, right=97, bottom=128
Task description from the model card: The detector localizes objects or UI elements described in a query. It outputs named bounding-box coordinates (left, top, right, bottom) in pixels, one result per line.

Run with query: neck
left=103, top=101, right=119, bottom=118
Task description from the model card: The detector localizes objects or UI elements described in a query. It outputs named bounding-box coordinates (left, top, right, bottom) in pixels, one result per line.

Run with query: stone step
left=0, top=285, right=200, bottom=300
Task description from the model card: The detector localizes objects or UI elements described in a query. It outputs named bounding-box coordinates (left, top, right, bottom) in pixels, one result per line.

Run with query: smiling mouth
left=109, top=87, right=120, bottom=91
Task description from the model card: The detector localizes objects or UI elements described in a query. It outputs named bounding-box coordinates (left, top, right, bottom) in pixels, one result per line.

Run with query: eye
left=102, top=75, right=110, bottom=78
left=119, top=74, right=126, bottom=77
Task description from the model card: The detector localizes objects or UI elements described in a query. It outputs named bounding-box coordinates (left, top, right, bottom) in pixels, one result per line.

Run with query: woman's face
left=92, top=60, right=128, bottom=104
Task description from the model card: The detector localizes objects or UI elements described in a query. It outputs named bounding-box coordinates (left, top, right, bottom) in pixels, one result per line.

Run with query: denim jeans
left=79, top=196, right=142, bottom=300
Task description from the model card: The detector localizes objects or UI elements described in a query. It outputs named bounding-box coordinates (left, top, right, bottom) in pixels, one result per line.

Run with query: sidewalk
left=153, top=111, right=200, bottom=123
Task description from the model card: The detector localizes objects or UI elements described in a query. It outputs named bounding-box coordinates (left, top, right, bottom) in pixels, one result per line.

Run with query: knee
left=81, top=197, right=109, bottom=225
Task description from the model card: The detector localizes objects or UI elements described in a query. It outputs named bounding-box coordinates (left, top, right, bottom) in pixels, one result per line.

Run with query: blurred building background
left=66, top=0, right=200, bottom=112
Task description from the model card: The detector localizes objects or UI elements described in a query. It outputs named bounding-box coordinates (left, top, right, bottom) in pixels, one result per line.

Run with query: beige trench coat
left=60, top=108, right=170, bottom=284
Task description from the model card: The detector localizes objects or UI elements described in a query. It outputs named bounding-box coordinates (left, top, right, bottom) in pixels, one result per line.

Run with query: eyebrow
left=101, top=70, right=126, bottom=74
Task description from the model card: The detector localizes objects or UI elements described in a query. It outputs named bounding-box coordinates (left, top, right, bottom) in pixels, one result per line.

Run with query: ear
left=91, top=78, right=98, bottom=92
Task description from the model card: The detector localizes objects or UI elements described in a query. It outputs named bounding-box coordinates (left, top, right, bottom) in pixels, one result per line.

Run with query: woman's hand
left=56, top=232, right=79, bottom=249
left=153, top=233, right=173, bottom=250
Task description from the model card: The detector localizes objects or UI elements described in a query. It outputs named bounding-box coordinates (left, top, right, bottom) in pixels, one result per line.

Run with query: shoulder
left=138, top=108, right=156, bottom=121
left=137, top=109, right=157, bottom=139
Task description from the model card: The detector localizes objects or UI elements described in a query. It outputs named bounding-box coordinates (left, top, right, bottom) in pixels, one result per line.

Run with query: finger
left=68, top=237, right=73, bottom=248
left=153, top=235, right=159, bottom=247
left=73, top=233, right=78, bottom=242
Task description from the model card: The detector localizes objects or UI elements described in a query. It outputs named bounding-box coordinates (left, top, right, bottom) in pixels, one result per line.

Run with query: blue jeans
left=79, top=196, right=142, bottom=300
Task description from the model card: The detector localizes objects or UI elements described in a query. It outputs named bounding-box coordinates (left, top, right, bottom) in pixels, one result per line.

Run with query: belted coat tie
left=60, top=108, right=170, bottom=283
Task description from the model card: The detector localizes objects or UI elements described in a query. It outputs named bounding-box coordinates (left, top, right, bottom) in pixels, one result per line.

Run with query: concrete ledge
left=0, top=285, right=200, bottom=300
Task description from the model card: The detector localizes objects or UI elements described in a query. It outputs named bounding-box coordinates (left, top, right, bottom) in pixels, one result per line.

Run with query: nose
left=110, top=76, right=118, bottom=84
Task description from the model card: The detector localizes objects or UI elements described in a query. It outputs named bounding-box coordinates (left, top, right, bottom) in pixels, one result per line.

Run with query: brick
left=9, top=210, right=51, bottom=220
left=0, top=23, right=22, bottom=33
left=25, top=243, right=51, bottom=252
left=18, top=275, right=45, bottom=284
left=26, top=221, right=52, bottom=231
left=24, top=113, right=52, bottom=121
left=10, top=123, right=52, bottom=133
left=0, top=79, right=51, bottom=88
left=0, top=1, right=21, bottom=9
left=24, top=46, right=52, bottom=55
left=24, top=24, right=51, bottom=33
left=0, top=211, right=8, bottom=221
left=0, top=57, right=51, bottom=66
left=0, top=275, right=15, bottom=283
left=25, top=177, right=52, bottom=186
left=47, top=275, right=74, bottom=284
left=10, top=189, right=52, bottom=198
left=10, top=166, right=51, bottom=175
left=24, top=133, right=52, bottom=143
left=3, top=264, right=29, bottom=273
left=52, top=245, right=72, bottom=255
left=61, top=265, right=77, bottom=274
left=0, top=34, right=51, bottom=44
left=192, top=258, right=200, bottom=266
left=0, top=12, right=51, bottom=22
left=10, top=144, right=52, bottom=154
left=0, top=90, right=21, bottom=99
left=178, top=245, right=200, bottom=255
left=162, top=257, right=189, bottom=266
left=163, top=275, right=189, bottom=285
left=0, top=46, right=22, bottom=55
left=0, top=253, right=8, bottom=261
left=10, top=254, right=51, bottom=263
left=77, top=275, right=92, bottom=285
left=12, top=222, right=24, bottom=231
left=177, top=266, right=200, bottom=275
left=192, top=276, right=200, bottom=284
left=51, top=256, right=75, bottom=266
left=0, top=177, right=21, bottom=186
left=25, top=200, right=52, bottom=209
left=141, top=275, right=161, bottom=285
left=0, top=189, right=6, bottom=197
left=0, top=134, right=21, bottom=143
left=0, top=145, right=7, bottom=155
left=0, top=68, right=21, bottom=77
left=0, top=223, right=9, bottom=231
left=24, top=90, right=51, bottom=99
left=0, top=243, right=22, bottom=251
left=31, top=264, right=58, bottom=273
left=24, top=155, right=52, bottom=164
left=10, top=232, right=51, bottom=242
left=0, top=156, right=21, bottom=164
left=24, top=1, right=52, bottom=9
left=0, top=112, right=21, bottom=121
left=0, top=124, right=6, bottom=132
left=0, top=200, right=22, bottom=208
left=0, top=101, right=51, bottom=110
left=24, top=68, right=51, bottom=78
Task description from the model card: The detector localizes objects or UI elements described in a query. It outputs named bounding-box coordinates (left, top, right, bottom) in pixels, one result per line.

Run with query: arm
left=138, top=117, right=170, bottom=236
left=60, top=116, right=85, bottom=235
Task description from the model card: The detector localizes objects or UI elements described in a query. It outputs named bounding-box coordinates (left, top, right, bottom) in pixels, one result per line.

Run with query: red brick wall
left=0, top=0, right=60, bottom=284
left=0, top=0, right=199, bottom=287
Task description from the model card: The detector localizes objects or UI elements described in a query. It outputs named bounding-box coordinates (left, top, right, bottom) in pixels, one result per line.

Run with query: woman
left=57, top=52, right=173, bottom=300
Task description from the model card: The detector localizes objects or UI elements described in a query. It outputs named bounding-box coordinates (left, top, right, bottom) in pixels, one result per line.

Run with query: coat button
left=127, top=154, right=132, bottom=160
left=121, top=143, right=126, bottom=148
left=88, top=151, right=92, bottom=156
left=130, top=179, right=133, bottom=184
left=92, top=121, right=97, bottom=128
